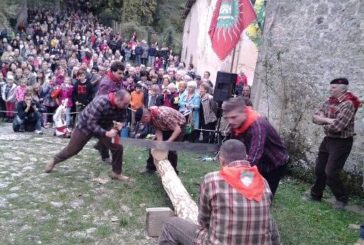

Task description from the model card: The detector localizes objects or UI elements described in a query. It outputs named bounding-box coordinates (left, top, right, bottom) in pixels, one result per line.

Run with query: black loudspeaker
left=213, top=71, right=237, bottom=102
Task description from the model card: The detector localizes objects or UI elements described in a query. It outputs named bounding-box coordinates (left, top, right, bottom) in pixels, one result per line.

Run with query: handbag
left=185, top=114, right=194, bottom=135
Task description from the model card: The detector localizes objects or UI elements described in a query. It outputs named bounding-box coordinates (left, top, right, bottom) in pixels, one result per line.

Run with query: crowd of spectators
left=0, top=8, right=251, bottom=141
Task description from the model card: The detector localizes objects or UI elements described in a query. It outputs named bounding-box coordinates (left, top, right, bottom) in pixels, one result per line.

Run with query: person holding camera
left=13, top=93, right=43, bottom=134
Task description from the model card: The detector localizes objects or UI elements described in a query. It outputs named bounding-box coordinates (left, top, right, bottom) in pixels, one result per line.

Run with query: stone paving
left=0, top=124, right=157, bottom=244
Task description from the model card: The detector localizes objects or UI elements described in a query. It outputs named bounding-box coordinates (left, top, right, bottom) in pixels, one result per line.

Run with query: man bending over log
left=135, top=106, right=186, bottom=174
left=158, top=139, right=280, bottom=245
left=45, top=89, right=132, bottom=182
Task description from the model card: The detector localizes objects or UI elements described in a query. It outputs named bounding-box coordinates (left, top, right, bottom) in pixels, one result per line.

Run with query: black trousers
left=146, top=129, right=184, bottom=173
left=94, top=139, right=111, bottom=160
left=310, top=137, right=353, bottom=203
left=261, top=164, right=287, bottom=196
left=200, top=121, right=217, bottom=143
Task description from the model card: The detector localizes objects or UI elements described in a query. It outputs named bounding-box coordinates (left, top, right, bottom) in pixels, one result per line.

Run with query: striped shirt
left=195, top=160, right=276, bottom=245
left=150, top=106, right=186, bottom=131
left=315, top=94, right=356, bottom=138
left=76, top=95, right=127, bottom=137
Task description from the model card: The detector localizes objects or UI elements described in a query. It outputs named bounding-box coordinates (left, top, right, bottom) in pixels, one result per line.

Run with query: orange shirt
left=130, top=91, right=144, bottom=110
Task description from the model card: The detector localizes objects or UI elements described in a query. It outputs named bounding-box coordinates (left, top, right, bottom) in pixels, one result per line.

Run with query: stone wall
left=252, top=0, right=364, bottom=189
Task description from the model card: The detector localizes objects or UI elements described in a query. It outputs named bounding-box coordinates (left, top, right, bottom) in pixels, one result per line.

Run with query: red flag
left=209, top=0, right=257, bottom=60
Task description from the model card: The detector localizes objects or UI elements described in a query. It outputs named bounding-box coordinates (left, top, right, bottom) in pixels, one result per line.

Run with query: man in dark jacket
left=96, top=61, right=125, bottom=96
left=45, top=90, right=132, bottom=182
left=222, top=97, right=289, bottom=196
left=135, top=43, right=143, bottom=65
left=95, top=61, right=125, bottom=163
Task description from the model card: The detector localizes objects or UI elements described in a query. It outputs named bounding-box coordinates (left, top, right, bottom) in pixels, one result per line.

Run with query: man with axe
left=45, top=89, right=132, bottom=182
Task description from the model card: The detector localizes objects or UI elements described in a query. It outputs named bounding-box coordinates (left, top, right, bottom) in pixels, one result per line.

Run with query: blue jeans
left=135, top=55, right=141, bottom=65
left=65, top=107, right=71, bottom=127
left=148, top=56, right=155, bottom=67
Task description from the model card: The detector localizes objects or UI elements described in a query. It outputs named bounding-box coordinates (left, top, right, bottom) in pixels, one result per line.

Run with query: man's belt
left=122, top=138, right=219, bottom=153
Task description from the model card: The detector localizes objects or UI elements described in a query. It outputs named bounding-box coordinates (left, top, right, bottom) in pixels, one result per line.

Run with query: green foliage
left=121, top=0, right=157, bottom=25
left=0, top=0, right=20, bottom=30
left=104, top=0, right=186, bottom=52
left=120, top=21, right=148, bottom=41
left=154, top=0, right=186, bottom=33
left=99, top=8, right=119, bottom=26
left=159, top=26, right=182, bottom=54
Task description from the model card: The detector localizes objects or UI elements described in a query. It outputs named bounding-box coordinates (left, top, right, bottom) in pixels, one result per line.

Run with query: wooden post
left=151, top=149, right=198, bottom=224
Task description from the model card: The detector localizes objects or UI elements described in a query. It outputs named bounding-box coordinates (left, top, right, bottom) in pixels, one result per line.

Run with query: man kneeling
left=159, top=139, right=280, bottom=245
left=13, top=93, right=42, bottom=134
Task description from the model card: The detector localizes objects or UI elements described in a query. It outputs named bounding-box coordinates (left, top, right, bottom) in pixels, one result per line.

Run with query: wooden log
left=151, top=149, right=198, bottom=224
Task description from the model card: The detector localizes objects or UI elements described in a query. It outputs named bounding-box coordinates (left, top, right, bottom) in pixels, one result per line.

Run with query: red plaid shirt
left=315, top=94, right=356, bottom=138
left=150, top=106, right=186, bottom=131
left=195, top=160, right=276, bottom=245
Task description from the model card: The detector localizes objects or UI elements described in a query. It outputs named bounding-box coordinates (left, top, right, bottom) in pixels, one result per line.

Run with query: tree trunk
left=16, top=0, right=28, bottom=31
left=55, top=0, right=61, bottom=14
left=151, top=149, right=198, bottom=224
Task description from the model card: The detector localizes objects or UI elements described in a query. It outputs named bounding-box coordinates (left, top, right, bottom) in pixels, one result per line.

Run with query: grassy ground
left=0, top=125, right=362, bottom=244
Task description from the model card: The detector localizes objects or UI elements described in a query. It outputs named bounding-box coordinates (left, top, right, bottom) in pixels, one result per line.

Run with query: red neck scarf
left=107, top=71, right=121, bottom=84
left=329, top=92, right=362, bottom=112
left=220, top=162, right=266, bottom=202
left=108, top=92, right=117, bottom=107
left=233, top=106, right=260, bottom=136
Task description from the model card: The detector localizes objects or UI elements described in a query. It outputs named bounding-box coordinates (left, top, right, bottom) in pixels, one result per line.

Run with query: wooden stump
left=151, top=149, right=198, bottom=224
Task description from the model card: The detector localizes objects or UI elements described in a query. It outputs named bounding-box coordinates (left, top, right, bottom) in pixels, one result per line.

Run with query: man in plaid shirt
left=222, top=97, right=289, bottom=196
left=158, top=139, right=280, bottom=245
left=135, top=106, right=186, bottom=174
left=45, top=90, right=132, bottom=182
left=304, top=78, right=361, bottom=209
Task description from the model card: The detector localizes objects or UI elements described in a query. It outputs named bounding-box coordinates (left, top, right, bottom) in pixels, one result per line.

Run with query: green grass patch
left=0, top=134, right=362, bottom=244
left=273, top=178, right=362, bottom=244
left=96, top=225, right=113, bottom=237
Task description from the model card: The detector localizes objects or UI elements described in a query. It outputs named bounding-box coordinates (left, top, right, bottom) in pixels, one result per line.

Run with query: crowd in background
left=0, top=8, right=251, bottom=141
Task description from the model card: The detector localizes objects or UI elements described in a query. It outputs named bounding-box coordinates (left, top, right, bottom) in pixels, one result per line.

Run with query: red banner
left=209, top=0, right=257, bottom=60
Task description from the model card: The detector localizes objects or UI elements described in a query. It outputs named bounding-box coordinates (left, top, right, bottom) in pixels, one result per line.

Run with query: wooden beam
left=151, top=149, right=198, bottom=224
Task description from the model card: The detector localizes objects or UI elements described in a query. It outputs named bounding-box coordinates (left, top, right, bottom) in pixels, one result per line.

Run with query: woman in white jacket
left=1, top=74, right=17, bottom=122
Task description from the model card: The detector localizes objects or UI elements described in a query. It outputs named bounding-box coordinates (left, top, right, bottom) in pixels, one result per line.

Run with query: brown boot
left=45, top=160, right=56, bottom=173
